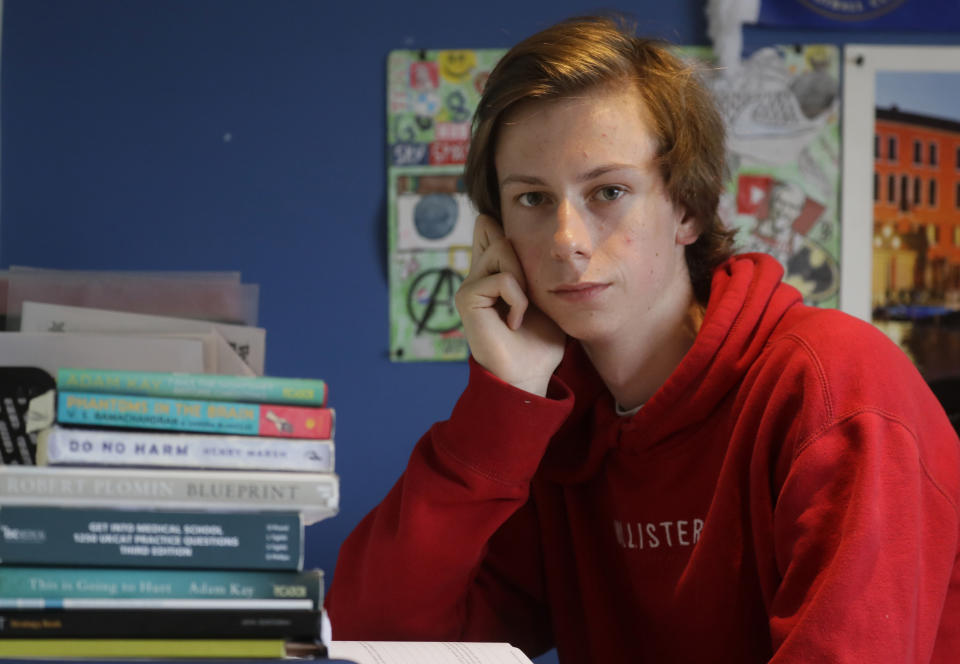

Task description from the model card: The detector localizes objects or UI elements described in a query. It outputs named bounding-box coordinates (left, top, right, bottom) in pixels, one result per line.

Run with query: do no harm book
left=37, top=425, right=335, bottom=473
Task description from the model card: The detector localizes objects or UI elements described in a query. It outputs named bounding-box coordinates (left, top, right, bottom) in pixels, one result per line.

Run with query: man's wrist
left=508, top=375, right=552, bottom=398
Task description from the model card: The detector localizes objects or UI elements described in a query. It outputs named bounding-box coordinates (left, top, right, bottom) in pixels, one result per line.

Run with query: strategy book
left=0, top=505, right=304, bottom=570
left=58, top=368, right=327, bottom=406
left=0, top=566, right=323, bottom=607
left=0, top=639, right=319, bottom=658
left=54, top=390, right=335, bottom=439
left=0, top=466, right=338, bottom=525
left=37, top=425, right=335, bottom=473
left=0, top=608, right=321, bottom=639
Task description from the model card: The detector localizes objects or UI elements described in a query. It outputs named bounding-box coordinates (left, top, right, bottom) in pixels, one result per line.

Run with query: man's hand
left=455, top=215, right=566, bottom=396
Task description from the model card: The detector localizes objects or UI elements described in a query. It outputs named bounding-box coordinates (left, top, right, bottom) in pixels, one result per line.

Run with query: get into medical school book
left=0, top=505, right=307, bottom=569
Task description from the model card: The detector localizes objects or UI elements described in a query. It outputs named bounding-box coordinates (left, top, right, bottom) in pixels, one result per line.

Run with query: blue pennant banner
left=757, top=0, right=960, bottom=30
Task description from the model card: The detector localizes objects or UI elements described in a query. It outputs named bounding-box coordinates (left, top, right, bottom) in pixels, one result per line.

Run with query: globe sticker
left=413, top=193, right=459, bottom=240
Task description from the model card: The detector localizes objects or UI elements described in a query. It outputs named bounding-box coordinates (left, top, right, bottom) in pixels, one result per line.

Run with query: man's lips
left=550, top=282, right=610, bottom=299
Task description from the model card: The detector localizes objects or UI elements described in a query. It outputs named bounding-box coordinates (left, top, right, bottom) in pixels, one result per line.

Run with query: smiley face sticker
left=438, top=50, right=476, bottom=83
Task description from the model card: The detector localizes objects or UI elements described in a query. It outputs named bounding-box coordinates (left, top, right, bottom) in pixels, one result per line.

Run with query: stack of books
left=0, top=368, right=338, bottom=658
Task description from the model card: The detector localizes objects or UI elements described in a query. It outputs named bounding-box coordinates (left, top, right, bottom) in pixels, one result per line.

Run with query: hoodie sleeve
left=767, top=409, right=960, bottom=663
left=325, top=358, right=573, bottom=654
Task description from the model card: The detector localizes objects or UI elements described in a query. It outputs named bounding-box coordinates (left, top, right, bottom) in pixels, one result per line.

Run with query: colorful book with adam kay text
left=0, top=565, right=323, bottom=608
left=0, top=505, right=305, bottom=570
left=54, top=391, right=335, bottom=439
left=58, top=368, right=328, bottom=406
left=38, top=425, right=335, bottom=473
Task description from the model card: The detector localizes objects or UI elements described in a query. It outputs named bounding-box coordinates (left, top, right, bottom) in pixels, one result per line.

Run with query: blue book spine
left=57, top=368, right=328, bottom=406
left=0, top=566, right=323, bottom=607
left=55, top=391, right=334, bottom=438
left=0, top=506, right=303, bottom=570
left=57, top=391, right=263, bottom=435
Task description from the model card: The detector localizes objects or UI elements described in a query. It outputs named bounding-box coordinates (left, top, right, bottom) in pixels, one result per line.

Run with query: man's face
left=494, top=87, right=700, bottom=346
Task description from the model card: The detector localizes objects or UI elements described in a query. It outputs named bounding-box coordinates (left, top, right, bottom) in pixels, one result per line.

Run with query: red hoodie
left=327, top=254, right=960, bottom=663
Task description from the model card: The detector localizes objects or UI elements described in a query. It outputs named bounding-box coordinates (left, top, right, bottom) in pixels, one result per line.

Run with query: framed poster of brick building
left=842, top=46, right=960, bottom=417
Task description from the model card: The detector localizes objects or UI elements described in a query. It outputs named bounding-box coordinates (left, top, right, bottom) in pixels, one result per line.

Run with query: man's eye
left=518, top=192, right=546, bottom=207
left=596, top=186, right=625, bottom=202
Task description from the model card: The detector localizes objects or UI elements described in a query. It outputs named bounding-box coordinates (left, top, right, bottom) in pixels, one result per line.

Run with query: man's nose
left=551, top=199, right=593, bottom=260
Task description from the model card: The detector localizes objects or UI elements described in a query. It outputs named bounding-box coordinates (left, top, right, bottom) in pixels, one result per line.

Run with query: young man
left=327, top=16, right=960, bottom=663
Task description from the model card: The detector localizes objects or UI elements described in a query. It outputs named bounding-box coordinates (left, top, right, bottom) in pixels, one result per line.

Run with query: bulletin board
left=700, top=44, right=843, bottom=308
left=386, top=43, right=842, bottom=361
left=386, top=48, right=505, bottom=362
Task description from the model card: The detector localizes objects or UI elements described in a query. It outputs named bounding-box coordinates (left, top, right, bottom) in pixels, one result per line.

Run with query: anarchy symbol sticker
left=406, top=267, right=464, bottom=334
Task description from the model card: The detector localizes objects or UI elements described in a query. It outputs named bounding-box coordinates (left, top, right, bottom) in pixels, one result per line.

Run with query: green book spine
left=58, top=368, right=328, bottom=406
left=0, top=639, right=291, bottom=658
left=0, top=566, right=323, bottom=607
left=0, top=506, right=304, bottom=570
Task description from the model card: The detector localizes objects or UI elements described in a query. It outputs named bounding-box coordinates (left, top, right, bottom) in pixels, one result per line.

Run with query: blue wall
left=0, top=0, right=708, bottom=586
left=3, top=1, right=959, bottom=660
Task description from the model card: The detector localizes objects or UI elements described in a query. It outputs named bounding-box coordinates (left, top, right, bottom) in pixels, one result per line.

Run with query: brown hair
left=463, top=15, right=736, bottom=304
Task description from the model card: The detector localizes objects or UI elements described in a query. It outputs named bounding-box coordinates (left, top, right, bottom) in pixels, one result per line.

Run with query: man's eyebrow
left=577, top=163, right=638, bottom=182
left=499, top=174, right=545, bottom=189
left=499, top=163, right=640, bottom=190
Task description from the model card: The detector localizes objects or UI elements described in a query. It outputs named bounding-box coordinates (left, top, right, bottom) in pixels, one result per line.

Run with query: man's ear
left=676, top=212, right=701, bottom=247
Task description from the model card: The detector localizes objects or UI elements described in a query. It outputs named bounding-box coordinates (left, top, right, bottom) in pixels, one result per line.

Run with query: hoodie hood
left=542, top=253, right=800, bottom=482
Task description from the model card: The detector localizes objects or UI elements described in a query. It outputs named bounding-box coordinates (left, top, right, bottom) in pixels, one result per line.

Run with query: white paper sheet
left=141, top=329, right=253, bottom=375
left=327, top=641, right=534, bottom=664
left=0, top=332, right=206, bottom=377
left=20, top=302, right=264, bottom=375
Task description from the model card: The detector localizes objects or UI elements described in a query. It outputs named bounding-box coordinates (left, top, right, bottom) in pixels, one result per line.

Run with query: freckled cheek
left=506, top=242, right=542, bottom=286
left=513, top=246, right=541, bottom=278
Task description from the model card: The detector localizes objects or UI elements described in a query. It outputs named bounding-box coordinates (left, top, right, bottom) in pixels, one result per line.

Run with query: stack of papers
left=0, top=268, right=264, bottom=378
